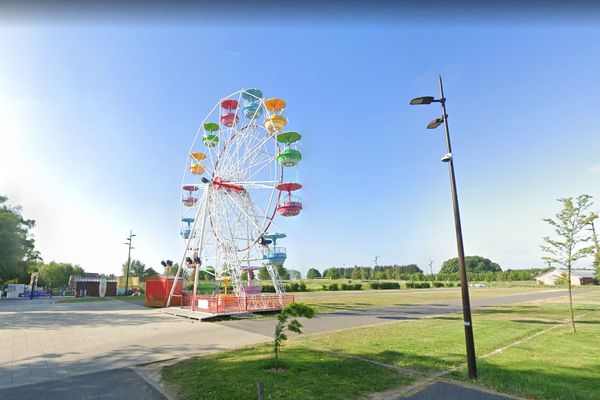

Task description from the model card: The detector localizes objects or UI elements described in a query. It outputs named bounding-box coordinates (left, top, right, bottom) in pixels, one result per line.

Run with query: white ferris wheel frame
left=168, top=89, right=293, bottom=306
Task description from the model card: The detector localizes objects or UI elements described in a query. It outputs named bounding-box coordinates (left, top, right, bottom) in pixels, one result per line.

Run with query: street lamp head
left=410, top=96, right=435, bottom=105
left=427, top=118, right=444, bottom=129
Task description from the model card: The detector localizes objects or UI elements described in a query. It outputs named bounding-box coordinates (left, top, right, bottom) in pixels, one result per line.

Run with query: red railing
left=184, top=293, right=294, bottom=314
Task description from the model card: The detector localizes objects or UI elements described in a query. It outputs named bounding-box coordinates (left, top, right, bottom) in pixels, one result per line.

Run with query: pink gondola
left=276, top=182, right=302, bottom=217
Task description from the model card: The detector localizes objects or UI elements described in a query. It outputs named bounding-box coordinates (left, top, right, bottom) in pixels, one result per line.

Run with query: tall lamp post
left=410, top=75, right=477, bottom=379
left=124, top=230, right=136, bottom=295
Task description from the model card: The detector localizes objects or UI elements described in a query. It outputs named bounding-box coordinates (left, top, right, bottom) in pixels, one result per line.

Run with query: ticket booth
left=145, top=274, right=183, bottom=307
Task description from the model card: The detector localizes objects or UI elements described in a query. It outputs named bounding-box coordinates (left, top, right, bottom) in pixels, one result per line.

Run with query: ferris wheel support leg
left=167, top=190, right=210, bottom=308
left=191, top=192, right=211, bottom=306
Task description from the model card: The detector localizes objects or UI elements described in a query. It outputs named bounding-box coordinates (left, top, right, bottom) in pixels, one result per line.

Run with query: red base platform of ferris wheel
left=163, top=293, right=295, bottom=320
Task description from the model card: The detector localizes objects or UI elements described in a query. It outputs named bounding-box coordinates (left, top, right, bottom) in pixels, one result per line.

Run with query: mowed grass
left=294, top=286, right=561, bottom=312
left=299, top=303, right=585, bottom=372
left=161, top=345, right=412, bottom=400
left=161, top=291, right=599, bottom=400
left=453, top=293, right=600, bottom=400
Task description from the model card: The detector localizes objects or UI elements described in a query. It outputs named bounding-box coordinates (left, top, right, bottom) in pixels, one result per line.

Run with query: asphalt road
left=0, top=368, right=167, bottom=400
left=217, top=289, right=592, bottom=337
left=406, top=382, right=516, bottom=400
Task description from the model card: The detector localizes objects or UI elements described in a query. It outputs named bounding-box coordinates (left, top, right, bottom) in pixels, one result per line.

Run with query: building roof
left=537, top=268, right=596, bottom=279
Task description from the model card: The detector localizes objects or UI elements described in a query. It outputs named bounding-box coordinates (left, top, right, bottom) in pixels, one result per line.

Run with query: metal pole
left=125, top=230, right=133, bottom=295
left=438, top=75, right=477, bottom=378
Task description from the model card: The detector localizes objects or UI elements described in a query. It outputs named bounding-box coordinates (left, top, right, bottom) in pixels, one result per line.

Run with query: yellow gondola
left=189, top=163, right=205, bottom=175
left=264, top=115, right=287, bottom=133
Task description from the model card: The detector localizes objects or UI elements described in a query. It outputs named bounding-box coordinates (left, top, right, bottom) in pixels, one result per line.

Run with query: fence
left=182, top=292, right=294, bottom=314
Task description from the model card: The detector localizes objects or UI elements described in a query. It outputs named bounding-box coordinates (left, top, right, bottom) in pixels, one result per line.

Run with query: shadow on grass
left=431, top=316, right=461, bottom=320
left=509, top=319, right=559, bottom=325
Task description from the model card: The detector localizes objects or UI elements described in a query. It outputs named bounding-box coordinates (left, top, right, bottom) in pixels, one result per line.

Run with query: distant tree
left=144, top=267, right=158, bottom=279
left=288, top=269, right=302, bottom=280
left=439, top=256, right=502, bottom=274
left=258, top=266, right=270, bottom=280
left=0, top=196, right=41, bottom=284
left=122, top=259, right=146, bottom=278
left=541, top=194, right=596, bottom=334
left=37, top=262, right=84, bottom=288
left=277, top=265, right=290, bottom=280
left=306, top=268, right=321, bottom=279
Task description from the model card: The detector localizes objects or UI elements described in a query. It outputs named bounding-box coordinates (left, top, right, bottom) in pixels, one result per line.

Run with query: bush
left=352, top=284, right=362, bottom=290
left=446, top=282, right=455, bottom=287
left=406, top=282, right=430, bottom=289
left=433, top=282, right=445, bottom=288
left=328, top=283, right=339, bottom=291
left=371, top=282, right=400, bottom=290
left=284, top=282, right=308, bottom=292
left=262, top=284, right=276, bottom=293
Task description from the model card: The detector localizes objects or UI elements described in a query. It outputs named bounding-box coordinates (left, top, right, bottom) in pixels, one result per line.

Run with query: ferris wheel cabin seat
left=182, top=196, right=198, bottom=207
left=202, top=134, right=219, bottom=147
left=202, top=122, right=220, bottom=147
left=220, top=112, right=239, bottom=127
left=243, top=101, right=263, bottom=118
left=189, top=163, right=205, bottom=175
left=263, top=247, right=287, bottom=265
left=264, top=114, right=287, bottom=132
left=276, top=182, right=303, bottom=217
left=181, top=217, right=195, bottom=239
left=278, top=148, right=302, bottom=167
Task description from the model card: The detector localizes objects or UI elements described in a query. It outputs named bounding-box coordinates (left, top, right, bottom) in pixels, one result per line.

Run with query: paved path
left=405, top=381, right=516, bottom=400
left=0, top=368, right=167, bottom=400
left=0, top=298, right=270, bottom=390
left=218, top=289, right=591, bottom=337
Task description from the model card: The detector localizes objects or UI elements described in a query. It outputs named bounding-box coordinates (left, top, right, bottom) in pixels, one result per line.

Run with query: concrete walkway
left=0, top=298, right=270, bottom=390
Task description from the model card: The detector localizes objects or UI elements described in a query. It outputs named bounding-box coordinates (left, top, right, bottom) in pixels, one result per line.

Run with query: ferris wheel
left=170, top=88, right=303, bottom=307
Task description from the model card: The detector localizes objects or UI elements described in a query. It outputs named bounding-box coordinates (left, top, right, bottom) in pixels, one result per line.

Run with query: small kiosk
left=145, top=274, right=183, bottom=307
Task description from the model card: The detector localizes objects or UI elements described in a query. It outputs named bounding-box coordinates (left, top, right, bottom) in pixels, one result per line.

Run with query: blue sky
left=1, top=17, right=599, bottom=276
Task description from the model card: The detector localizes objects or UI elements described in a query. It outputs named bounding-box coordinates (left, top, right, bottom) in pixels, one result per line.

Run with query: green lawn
left=453, top=299, right=600, bottom=400
left=161, top=291, right=600, bottom=400
left=299, top=303, right=580, bottom=372
left=294, top=286, right=558, bottom=312
left=161, top=345, right=412, bottom=400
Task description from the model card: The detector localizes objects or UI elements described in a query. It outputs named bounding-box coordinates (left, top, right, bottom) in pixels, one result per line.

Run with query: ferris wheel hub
left=212, top=177, right=245, bottom=193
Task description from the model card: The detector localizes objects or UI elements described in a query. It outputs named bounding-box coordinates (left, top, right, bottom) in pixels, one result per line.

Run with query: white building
left=536, top=268, right=597, bottom=286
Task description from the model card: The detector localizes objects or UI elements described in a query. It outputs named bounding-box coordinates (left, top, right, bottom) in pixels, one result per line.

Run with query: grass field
left=161, top=346, right=412, bottom=400
left=161, top=291, right=600, bottom=400
left=293, top=286, right=561, bottom=312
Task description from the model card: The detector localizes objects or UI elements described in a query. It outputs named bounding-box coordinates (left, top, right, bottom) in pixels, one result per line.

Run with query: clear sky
left=1, top=6, right=599, bottom=276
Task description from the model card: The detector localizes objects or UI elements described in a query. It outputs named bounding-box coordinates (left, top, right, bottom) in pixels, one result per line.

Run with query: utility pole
left=429, top=258, right=435, bottom=286
left=374, top=255, right=379, bottom=267
left=124, top=230, right=136, bottom=295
